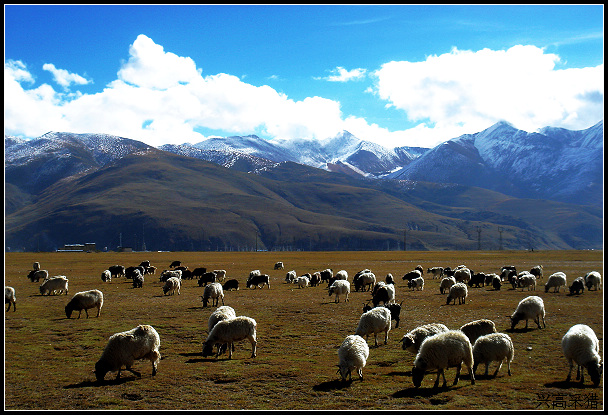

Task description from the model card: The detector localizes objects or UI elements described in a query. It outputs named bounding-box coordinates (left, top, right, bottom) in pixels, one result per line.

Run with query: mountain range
left=4, top=121, right=603, bottom=252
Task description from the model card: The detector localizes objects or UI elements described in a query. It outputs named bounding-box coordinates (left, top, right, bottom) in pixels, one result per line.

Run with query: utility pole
left=498, top=227, right=504, bottom=250
left=476, top=227, right=482, bottom=250
left=403, top=229, right=407, bottom=252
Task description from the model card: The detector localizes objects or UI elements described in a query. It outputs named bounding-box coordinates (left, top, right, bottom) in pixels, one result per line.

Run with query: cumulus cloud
left=320, top=66, right=367, bottom=82
left=42, top=63, right=91, bottom=89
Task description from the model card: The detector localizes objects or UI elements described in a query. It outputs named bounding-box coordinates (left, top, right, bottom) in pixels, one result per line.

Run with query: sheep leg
left=248, top=335, right=257, bottom=358
left=373, top=334, right=379, bottom=347
left=493, top=361, right=503, bottom=377
left=96, top=306, right=101, bottom=317
left=357, top=367, right=363, bottom=380
left=77, top=310, right=82, bottom=319
left=384, top=329, right=389, bottom=345
left=124, top=366, right=142, bottom=378
left=566, top=360, right=574, bottom=382
left=84, top=309, right=90, bottom=319
left=453, top=363, right=461, bottom=385
left=467, top=364, right=475, bottom=385
left=484, top=363, right=490, bottom=377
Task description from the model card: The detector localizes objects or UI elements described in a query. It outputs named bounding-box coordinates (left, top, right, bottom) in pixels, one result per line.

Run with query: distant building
left=57, top=242, right=97, bottom=252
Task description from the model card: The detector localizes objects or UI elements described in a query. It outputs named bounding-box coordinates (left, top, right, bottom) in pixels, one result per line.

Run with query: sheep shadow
left=312, top=379, right=354, bottom=391
left=392, top=383, right=468, bottom=398
left=181, top=351, right=231, bottom=364
left=544, top=380, right=597, bottom=390
left=64, top=376, right=135, bottom=389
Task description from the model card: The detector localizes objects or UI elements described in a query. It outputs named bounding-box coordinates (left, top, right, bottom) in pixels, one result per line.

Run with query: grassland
left=4, top=250, right=603, bottom=410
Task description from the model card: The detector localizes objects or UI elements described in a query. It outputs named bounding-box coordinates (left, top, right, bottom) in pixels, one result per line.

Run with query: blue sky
left=4, top=5, right=604, bottom=148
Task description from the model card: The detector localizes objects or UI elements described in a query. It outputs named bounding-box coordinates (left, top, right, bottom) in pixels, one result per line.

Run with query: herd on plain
left=5, top=259, right=603, bottom=390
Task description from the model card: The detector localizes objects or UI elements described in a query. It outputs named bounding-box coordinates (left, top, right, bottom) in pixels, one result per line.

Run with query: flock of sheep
left=5, top=259, right=603, bottom=391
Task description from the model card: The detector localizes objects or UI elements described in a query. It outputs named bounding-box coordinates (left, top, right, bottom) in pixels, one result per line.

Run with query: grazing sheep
left=202, top=282, right=224, bottom=307
left=427, top=267, right=444, bottom=279
left=162, top=277, right=181, bottom=296
left=222, top=279, right=239, bottom=291
left=5, top=286, right=16, bottom=312
left=370, top=283, right=392, bottom=307
left=213, top=270, right=227, bottom=282
left=191, top=267, right=208, bottom=279
left=530, top=265, right=543, bottom=279
left=169, top=260, right=182, bottom=268
left=402, top=269, right=422, bottom=282
left=468, top=272, right=486, bottom=288
left=517, top=274, right=536, bottom=291
left=460, top=319, right=497, bottom=345
left=309, top=272, right=321, bottom=287
left=545, top=272, right=567, bottom=293
left=208, top=305, right=237, bottom=357
left=385, top=273, right=395, bottom=285
left=510, top=295, right=545, bottom=330
left=197, top=271, right=216, bottom=287
left=569, top=277, right=585, bottom=295
left=561, top=324, right=603, bottom=387
left=354, top=272, right=376, bottom=292
left=472, top=333, right=514, bottom=377
left=337, top=335, right=369, bottom=382
left=408, top=276, right=425, bottom=291
left=500, top=266, right=517, bottom=282
left=94, top=324, right=161, bottom=381
left=335, top=270, right=349, bottom=281
left=27, top=269, right=48, bottom=282
left=160, top=269, right=182, bottom=282
left=328, top=280, right=350, bottom=303
left=39, top=276, right=69, bottom=296
left=400, top=323, right=449, bottom=353
left=492, top=275, right=502, bottom=290
left=132, top=270, right=144, bottom=288
left=484, top=273, right=497, bottom=286
left=246, top=274, right=270, bottom=289
left=294, top=275, right=310, bottom=289
left=453, top=268, right=472, bottom=284
left=108, top=265, right=125, bottom=279
left=285, top=270, right=297, bottom=283
left=355, top=307, right=391, bottom=347
left=202, top=316, right=257, bottom=359
left=65, top=289, right=104, bottom=319
left=33, top=261, right=41, bottom=271
left=584, top=271, right=601, bottom=291
left=446, top=282, right=468, bottom=305
left=412, top=330, right=475, bottom=388
left=101, top=270, right=112, bottom=283
left=145, top=265, right=157, bottom=275
left=440, top=277, right=456, bottom=294
left=125, top=266, right=145, bottom=279
left=319, top=269, right=333, bottom=285
left=274, top=262, right=284, bottom=270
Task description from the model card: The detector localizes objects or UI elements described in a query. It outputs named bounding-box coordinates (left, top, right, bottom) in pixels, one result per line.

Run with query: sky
left=4, top=4, right=604, bottom=149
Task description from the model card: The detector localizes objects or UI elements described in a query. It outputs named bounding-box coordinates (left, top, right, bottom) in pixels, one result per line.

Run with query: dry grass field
left=4, top=250, right=604, bottom=410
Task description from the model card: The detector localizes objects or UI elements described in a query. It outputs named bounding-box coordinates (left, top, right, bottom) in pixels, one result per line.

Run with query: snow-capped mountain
left=388, top=120, right=603, bottom=206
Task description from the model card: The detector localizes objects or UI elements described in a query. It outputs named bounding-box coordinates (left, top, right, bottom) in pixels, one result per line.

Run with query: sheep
left=202, top=316, right=257, bottom=359
left=94, top=324, right=161, bottom=381
left=400, top=323, right=449, bottom=353
left=65, top=289, right=104, bottom=319
left=213, top=270, right=227, bottom=282
left=337, top=335, right=369, bottom=382
left=248, top=269, right=261, bottom=281
left=545, top=272, right=567, bottom=293
left=569, top=277, right=585, bottom=295
left=328, top=280, right=350, bottom=303
left=584, top=271, right=601, bottom=291
left=439, top=276, right=456, bottom=294
left=247, top=274, right=270, bottom=289
left=201, top=282, right=224, bottom=307
left=371, top=284, right=391, bottom=306
left=492, top=275, right=502, bottom=290
left=101, top=270, right=112, bottom=283
left=402, top=269, right=422, bottom=282
left=160, top=269, right=182, bottom=282
left=362, top=301, right=403, bottom=329
left=355, top=307, right=391, bottom=347
left=335, top=270, right=349, bottom=281
left=427, top=267, right=444, bottom=279
left=285, top=270, right=297, bottom=283
left=484, top=273, right=498, bottom=286
left=132, top=270, right=144, bottom=288
left=500, top=266, right=517, bottom=282
left=208, top=305, right=237, bottom=357
left=509, top=295, right=545, bottom=330
left=446, top=282, right=468, bottom=305
left=472, top=333, right=514, bottom=377
left=468, top=272, right=486, bottom=288
left=27, top=269, right=48, bottom=282
left=39, top=276, right=69, bottom=296
left=412, top=330, right=475, bottom=388
left=162, top=277, right=181, bottom=296
left=108, top=265, right=125, bottom=279
left=139, top=260, right=151, bottom=269
left=222, top=279, right=239, bottom=291
left=459, top=319, right=497, bottom=345
left=33, top=261, right=41, bottom=271
left=309, top=272, right=321, bottom=287
left=125, top=266, right=145, bottom=279
left=145, top=265, right=157, bottom=275
left=354, top=271, right=376, bottom=292
left=274, top=262, right=284, bottom=270
left=385, top=273, right=395, bottom=285
left=453, top=267, right=472, bottom=284
left=408, top=276, right=425, bottom=291
left=169, top=260, right=181, bottom=268
left=5, top=286, right=16, bottom=312
left=319, top=269, right=333, bottom=285
left=294, top=275, right=310, bottom=289
left=517, top=274, right=536, bottom=291
left=181, top=269, right=194, bottom=280
left=530, top=265, right=543, bottom=279
left=561, top=324, right=603, bottom=387
left=191, top=267, right=208, bottom=279
left=197, top=271, right=216, bottom=287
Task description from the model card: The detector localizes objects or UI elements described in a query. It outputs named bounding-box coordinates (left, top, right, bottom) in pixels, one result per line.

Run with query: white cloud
left=321, top=66, right=367, bottom=82
left=42, top=63, right=91, bottom=89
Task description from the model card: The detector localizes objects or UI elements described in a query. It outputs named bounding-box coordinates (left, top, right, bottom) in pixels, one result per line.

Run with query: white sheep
left=337, top=334, right=369, bottom=382
left=545, top=272, right=567, bottom=293
left=517, top=274, right=536, bottom=291
left=561, top=324, right=603, bottom=387
left=335, top=270, right=349, bottom=281
left=472, top=333, right=514, bottom=377
left=213, top=269, right=227, bottom=282
left=412, top=330, right=476, bottom=388
left=453, top=267, right=472, bottom=284
left=328, top=280, right=350, bottom=303
left=201, top=282, right=224, bottom=307
left=207, top=305, right=237, bottom=357
left=440, top=276, right=456, bottom=294
left=33, top=261, right=41, bottom=271
left=530, top=265, right=543, bottom=279
left=355, top=271, right=376, bottom=292
left=94, top=324, right=161, bottom=381
left=202, top=316, right=257, bottom=359
left=446, top=282, right=468, bottom=305
left=584, top=271, right=602, bottom=291
left=5, top=286, right=16, bottom=312
left=459, top=319, right=497, bottom=345
left=408, top=276, right=425, bottom=291
left=65, top=289, right=104, bottom=319
left=510, top=295, right=546, bottom=330
left=294, top=275, right=310, bottom=289
left=355, top=306, right=391, bottom=347
left=39, top=276, right=69, bottom=296
left=285, top=270, right=297, bottom=283
left=400, top=323, right=449, bottom=353
left=162, top=276, right=181, bottom=295
left=101, top=270, right=112, bottom=282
